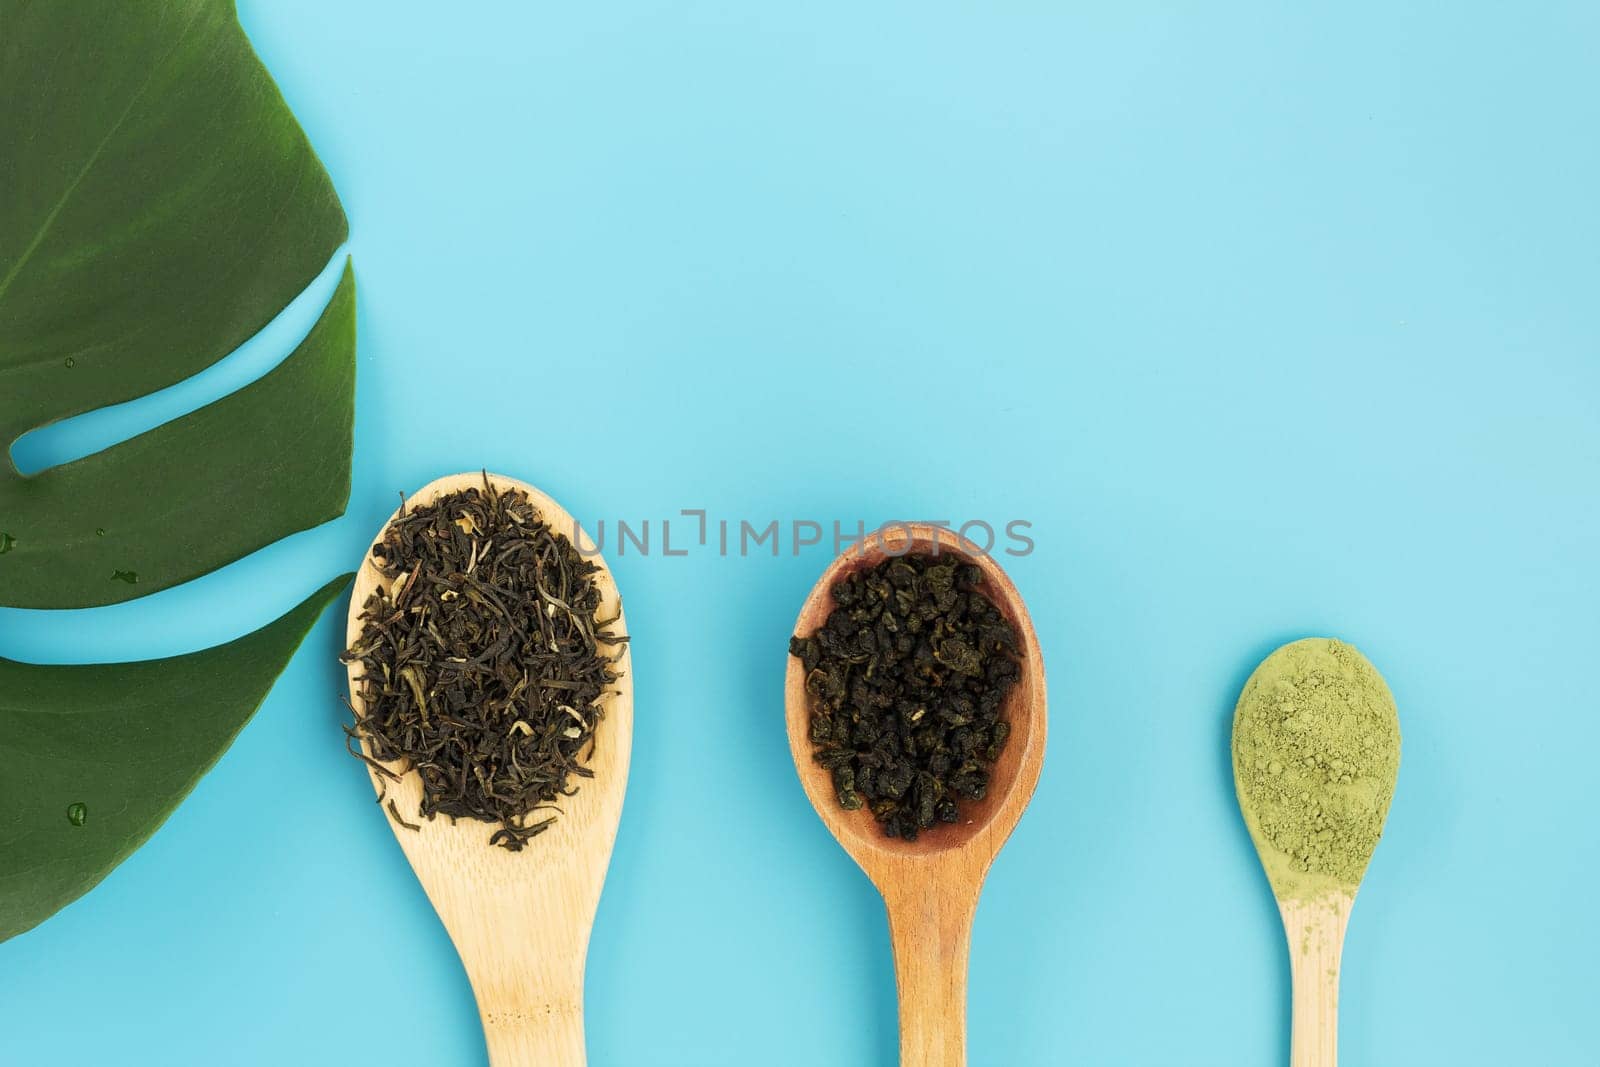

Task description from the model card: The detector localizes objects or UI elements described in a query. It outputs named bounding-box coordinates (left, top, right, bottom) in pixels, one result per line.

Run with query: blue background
left=2, top=2, right=1597, bottom=1064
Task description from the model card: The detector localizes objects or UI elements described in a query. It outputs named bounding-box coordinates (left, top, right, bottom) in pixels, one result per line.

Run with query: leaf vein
left=0, top=4, right=206, bottom=306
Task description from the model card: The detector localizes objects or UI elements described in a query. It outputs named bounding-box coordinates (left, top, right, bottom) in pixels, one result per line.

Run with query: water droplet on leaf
left=112, top=569, right=138, bottom=584
left=63, top=357, right=76, bottom=368
left=96, top=528, right=106, bottom=537
left=67, top=803, right=87, bottom=827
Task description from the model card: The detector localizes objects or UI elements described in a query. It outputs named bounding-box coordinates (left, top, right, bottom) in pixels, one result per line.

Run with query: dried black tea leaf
left=790, top=554, right=1020, bottom=841
left=342, top=478, right=627, bottom=851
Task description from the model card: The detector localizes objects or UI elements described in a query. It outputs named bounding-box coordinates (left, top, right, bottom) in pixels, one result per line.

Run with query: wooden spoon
left=784, top=524, right=1047, bottom=1067
left=345, top=472, right=632, bottom=1067
left=1232, top=638, right=1400, bottom=1067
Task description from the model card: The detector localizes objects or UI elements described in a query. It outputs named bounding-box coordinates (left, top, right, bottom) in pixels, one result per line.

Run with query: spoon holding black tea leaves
left=344, top=472, right=632, bottom=1067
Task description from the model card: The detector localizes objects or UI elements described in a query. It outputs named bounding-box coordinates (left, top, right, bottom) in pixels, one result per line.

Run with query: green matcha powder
left=1232, top=638, right=1401, bottom=901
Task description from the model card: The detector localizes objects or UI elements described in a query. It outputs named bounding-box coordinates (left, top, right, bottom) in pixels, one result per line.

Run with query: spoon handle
left=883, top=878, right=979, bottom=1067
left=1279, top=894, right=1353, bottom=1067
left=476, top=988, right=586, bottom=1067
left=468, top=951, right=587, bottom=1067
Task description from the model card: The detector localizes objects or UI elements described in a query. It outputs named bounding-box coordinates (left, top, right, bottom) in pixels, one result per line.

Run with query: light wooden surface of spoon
left=345, top=472, right=632, bottom=1067
left=784, top=524, right=1046, bottom=1067
left=1280, top=894, right=1353, bottom=1067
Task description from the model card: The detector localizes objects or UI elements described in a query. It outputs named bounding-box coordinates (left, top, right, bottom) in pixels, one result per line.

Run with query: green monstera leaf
left=0, top=577, right=351, bottom=942
left=0, top=0, right=356, bottom=940
left=0, top=0, right=353, bottom=606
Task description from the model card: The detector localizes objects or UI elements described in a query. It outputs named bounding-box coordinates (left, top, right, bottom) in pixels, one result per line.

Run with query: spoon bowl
left=784, top=523, right=1046, bottom=1067
left=345, top=472, right=631, bottom=1067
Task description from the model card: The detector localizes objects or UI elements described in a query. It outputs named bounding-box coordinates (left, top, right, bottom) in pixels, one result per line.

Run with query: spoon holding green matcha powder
left=1232, top=638, right=1401, bottom=1067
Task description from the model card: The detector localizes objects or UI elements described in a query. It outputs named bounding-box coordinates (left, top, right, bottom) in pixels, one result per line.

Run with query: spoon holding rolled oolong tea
left=784, top=525, right=1047, bottom=1067
left=1232, top=638, right=1401, bottom=1067
left=344, top=472, right=632, bottom=1067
